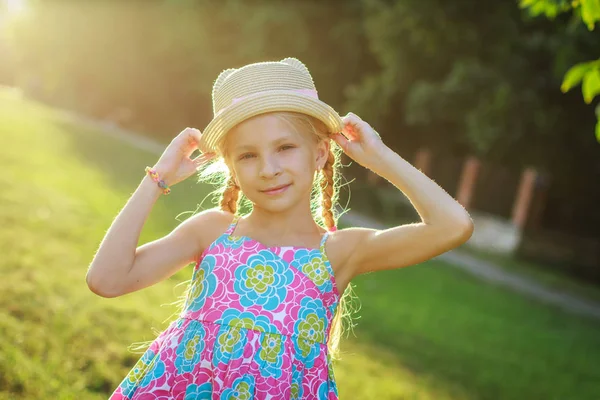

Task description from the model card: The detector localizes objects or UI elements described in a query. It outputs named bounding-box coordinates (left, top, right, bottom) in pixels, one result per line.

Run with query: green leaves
left=521, top=0, right=600, bottom=142
left=596, top=104, right=600, bottom=141
left=518, top=0, right=572, bottom=19
left=561, top=61, right=595, bottom=93
left=561, top=59, right=600, bottom=103
left=560, top=59, right=600, bottom=143
left=580, top=0, right=600, bottom=30
left=519, top=0, right=600, bottom=29
left=583, top=68, right=600, bottom=104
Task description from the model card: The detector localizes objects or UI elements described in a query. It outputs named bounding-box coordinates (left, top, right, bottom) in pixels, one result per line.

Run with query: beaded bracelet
left=145, top=166, right=171, bottom=195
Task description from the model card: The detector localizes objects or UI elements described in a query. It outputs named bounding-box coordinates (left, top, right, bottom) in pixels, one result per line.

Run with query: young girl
left=87, top=58, right=473, bottom=400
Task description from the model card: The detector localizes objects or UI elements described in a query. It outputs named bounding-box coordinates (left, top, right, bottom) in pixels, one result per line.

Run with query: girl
left=87, top=58, right=473, bottom=400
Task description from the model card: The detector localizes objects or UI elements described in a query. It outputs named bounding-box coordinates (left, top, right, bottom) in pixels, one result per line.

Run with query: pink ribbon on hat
left=216, top=88, right=319, bottom=116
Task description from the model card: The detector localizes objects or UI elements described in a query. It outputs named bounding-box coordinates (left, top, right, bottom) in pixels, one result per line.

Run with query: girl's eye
left=239, top=153, right=256, bottom=160
left=279, top=145, right=295, bottom=151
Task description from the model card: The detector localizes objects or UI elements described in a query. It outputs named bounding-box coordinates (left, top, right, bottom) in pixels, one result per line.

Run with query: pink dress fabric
left=109, top=216, right=340, bottom=399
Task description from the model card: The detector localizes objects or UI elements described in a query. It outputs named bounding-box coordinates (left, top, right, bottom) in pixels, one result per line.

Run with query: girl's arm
left=86, top=128, right=217, bottom=298
left=333, top=113, right=474, bottom=277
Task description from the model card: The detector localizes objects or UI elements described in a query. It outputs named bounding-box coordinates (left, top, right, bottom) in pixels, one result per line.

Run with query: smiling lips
left=261, top=183, right=291, bottom=195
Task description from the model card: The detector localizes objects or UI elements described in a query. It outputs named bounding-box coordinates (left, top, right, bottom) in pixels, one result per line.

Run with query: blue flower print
left=290, top=366, right=304, bottom=400
left=254, top=333, right=285, bottom=379
left=139, top=352, right=166, bottom=387
left=119, top=349, right=156, bottom=397
left=212, top=327, right=245, bottom=367
left=329, top=303, right=338, bottom=320
left=218, top=308, right=276, bottom=333
left=326, top=356, right=339, bottom=397
left=175, top=324, right=206, bottom=374
left=234, top=250, right=294, bottom=310
left=185, top=382, right=212, bottom=399
left=293, top=297, right=328, bottom=367
left=292, top=249, right=332, bottom=293
left=186, top=255, right=218, bottom=312
left=213, top=233, right=246, bottom=250
left=318, top=381, right=329, bottom=400
left=220, top=375, right=255, bottom=400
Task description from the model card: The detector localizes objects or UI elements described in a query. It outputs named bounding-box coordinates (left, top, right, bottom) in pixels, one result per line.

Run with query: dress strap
left=225, top=214, right=241, bottom=236
left=319, top=228, right=340, bottom=299
left=319, top=231, right=330, bottom=251
left=319, top=224, right=337, bottom=250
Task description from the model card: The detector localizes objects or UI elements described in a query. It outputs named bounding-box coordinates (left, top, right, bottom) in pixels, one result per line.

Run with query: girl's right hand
left=152, top=128, right=216, bottom=187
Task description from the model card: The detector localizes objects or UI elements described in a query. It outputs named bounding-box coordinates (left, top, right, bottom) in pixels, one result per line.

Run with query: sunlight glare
left=0, top=0, right=28, bottom=28
left=4, top=0, right=27, bottom=14
left=1, top=0, right=27, bottom=20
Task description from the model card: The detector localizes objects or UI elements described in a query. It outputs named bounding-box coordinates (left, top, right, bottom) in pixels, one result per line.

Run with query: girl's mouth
left=261, top=183, right=291, bottom=195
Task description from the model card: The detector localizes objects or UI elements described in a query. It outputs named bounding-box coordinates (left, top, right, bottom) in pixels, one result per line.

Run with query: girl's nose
left=259, top=155, right=282, bottom=179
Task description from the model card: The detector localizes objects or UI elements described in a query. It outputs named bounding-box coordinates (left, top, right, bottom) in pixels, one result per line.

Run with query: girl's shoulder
left=325, top=226, right=370, bottom=258
left=187, top=208, right=236, bottom=252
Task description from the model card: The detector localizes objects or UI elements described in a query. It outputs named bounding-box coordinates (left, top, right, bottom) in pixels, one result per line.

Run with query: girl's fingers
left=342, top=124, right=357, bottom=141
left=332, top=132, right=351, bottom=152
left=342, top=113, right=367, bottom=141
left=185, top=127, right=203, bottom=146
left=342, top=112, right=380, bottom=141
left=192, top=152, right=215, bottom=165
left=180, top=128, right=200, bottom=157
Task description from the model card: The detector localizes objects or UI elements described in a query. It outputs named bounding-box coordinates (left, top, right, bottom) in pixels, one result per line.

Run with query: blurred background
left=1, top=0, right=599, bottom=399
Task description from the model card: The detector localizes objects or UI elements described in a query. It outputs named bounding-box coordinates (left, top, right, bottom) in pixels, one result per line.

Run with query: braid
left=319, top=149, right=337, bottom=231
left=220, top=176, right=240, bottom=214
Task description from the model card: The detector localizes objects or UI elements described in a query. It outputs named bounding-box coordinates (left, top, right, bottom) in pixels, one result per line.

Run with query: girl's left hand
left=331, top=112, right=387, bottom=169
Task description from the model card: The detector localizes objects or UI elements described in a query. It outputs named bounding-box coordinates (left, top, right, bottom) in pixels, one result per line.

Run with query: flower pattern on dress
left=213, top=327, right=245, bottom=367
left=293, top=297, right=328, bottom=367
left=217, top=308, right=276, bottom=334
left=186, top=255, right=218, bottom=312
left=184, top=382, right=212, bottom=399
left=118, top=349, right=156, bottom=397
left=318, top=381, right=329, bottom=399
left=254, top=333, right=285, bottom=378
left=174, top=324, right=206, bottom=374
left=290, top=366, right=304, bottom=400
left=234, top=250, right=294, bottom=310
left=109, top=219, right=339, bottom=400
left=292, top=249, right=333, bottom=293
left=213, top=233, right=246, bottom=250
left=139, top=354, right=166, bottom=388
left=220, top=375, right=255, bottom=400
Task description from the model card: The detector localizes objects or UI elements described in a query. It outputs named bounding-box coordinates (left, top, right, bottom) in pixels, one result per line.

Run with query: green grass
left=1, top=87, right=600, bottom=399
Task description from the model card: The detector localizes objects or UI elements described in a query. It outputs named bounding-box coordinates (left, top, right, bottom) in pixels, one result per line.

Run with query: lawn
left=1, top=87, right=599, bottom=400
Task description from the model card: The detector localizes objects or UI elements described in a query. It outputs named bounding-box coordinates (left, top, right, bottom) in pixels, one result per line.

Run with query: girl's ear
left=316, top=139, right=330, bottom=170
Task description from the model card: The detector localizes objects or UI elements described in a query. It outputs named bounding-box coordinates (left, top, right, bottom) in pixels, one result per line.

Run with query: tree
left=520, top=0, right=600, bottom=141
left=2, top=0, right=367, bottom=138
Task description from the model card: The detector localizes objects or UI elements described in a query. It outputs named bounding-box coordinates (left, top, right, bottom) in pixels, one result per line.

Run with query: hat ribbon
left=215, top=88, right=319, bottom=117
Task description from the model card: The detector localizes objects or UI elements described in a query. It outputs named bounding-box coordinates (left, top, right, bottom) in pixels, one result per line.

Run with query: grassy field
left=1, top=87, right=600, bottom=400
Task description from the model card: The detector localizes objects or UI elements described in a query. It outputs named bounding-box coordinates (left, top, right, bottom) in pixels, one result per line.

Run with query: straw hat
left=199, top=57, right=344, bottom=153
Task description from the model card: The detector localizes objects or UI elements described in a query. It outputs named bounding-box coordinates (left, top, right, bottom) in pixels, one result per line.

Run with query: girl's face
left=225, top=113, right=329, bottom=213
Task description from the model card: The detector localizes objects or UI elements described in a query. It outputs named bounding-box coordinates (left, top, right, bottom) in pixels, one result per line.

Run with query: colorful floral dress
left=109, top=216, right=340, bottom=400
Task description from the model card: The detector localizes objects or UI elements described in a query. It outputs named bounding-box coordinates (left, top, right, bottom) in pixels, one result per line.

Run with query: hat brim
left=199, top=90, right=344, bottom=153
